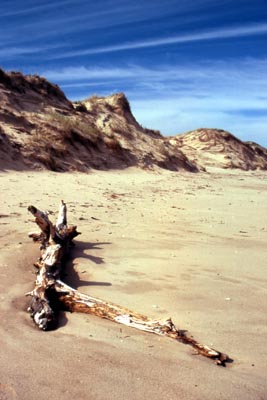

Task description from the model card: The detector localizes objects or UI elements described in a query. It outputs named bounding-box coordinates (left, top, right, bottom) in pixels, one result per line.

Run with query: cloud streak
left=41, top=59, right=267, bottom=98
left=0, top=0, right=79, bottom=18
left=0, top=43, right=65, bottom=58
left=0, top=0, right=197, bottom=46
left=50, top=22, right=267, bottom=59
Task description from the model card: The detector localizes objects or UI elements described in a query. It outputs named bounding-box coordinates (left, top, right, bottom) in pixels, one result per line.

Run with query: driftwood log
left=26, top=201, right=232, bottom=366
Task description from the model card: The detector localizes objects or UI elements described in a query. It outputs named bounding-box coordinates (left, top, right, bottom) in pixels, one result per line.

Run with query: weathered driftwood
left=27, top=202, right=231, bottom=366
left=27, top=201, right=80, bottom=329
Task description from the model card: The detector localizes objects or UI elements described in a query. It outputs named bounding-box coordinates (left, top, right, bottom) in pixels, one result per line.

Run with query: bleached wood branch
left=54, top=279, right=229, bottom=365
left=56, top=200, right=67, bottom=230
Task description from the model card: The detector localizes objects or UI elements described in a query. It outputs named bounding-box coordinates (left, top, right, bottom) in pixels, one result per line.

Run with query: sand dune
left=0, top=68, right=197, bottom=172
left=0, top=168, right=267, bottom=399
left=3, top=68, right=267, bottom=174
left=170, top=129, right=267, bottom=171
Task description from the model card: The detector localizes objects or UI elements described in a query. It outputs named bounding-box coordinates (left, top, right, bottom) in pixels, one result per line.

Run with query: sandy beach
left=0, top=167, right=267, bottom=400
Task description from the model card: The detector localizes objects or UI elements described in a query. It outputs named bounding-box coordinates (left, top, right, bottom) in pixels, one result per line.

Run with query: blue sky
left=1, top=0, right=267, bottom=146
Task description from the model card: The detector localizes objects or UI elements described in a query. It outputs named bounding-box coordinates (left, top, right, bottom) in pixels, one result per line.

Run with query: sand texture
left=0, top=168, right=267, bottom=399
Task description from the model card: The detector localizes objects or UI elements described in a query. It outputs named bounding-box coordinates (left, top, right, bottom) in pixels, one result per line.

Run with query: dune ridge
left=0, top=68, right=197, bottom=172
left=1, top=68, right=267, bottom=173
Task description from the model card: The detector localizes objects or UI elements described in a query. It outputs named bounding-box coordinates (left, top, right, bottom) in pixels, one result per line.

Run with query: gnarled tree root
left=26, top=201, right=232, bottom=366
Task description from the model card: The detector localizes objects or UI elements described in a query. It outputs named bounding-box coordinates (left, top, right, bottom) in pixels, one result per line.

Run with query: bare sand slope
left=0, top=168, right=267, bottom=400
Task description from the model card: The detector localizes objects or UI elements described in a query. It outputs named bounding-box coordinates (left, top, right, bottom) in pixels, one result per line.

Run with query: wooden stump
left=26, top=201, right=232, bottom=366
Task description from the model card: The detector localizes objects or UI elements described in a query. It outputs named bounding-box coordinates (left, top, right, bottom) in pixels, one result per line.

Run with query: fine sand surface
left=0, top=167, right=267, bottom=400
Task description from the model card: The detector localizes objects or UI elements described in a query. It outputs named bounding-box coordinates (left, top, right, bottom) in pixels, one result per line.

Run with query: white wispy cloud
left=43, top=65, right=151, bottom=81
left=41, top=59, right=267, bottom=101
left=0, top=44, right=65, bottom=58
left=0, top=0, right=79, bottom=18
left=60, top=81, right=119, bottom=88
left=0, top=1, right=241, bottom=52
left=50, top=22, right=267, bottom=59
left=2, top=1, right=188, bottom=46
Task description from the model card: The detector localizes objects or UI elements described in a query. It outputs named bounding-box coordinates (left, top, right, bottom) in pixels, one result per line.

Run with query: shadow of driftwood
left=57, top=311, right=69, bottom=328
left=63, top=240, right=112, bottom=290
left=70, top=241, right=112, bottom=265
